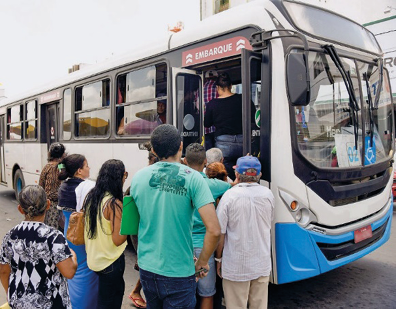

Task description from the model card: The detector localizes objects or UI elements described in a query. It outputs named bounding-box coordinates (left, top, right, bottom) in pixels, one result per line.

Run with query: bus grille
left=316, top=218, right=388, bottom=261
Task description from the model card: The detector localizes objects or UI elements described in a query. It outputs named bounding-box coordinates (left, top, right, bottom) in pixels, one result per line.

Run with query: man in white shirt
left=216, top=156, right=274, bottom=309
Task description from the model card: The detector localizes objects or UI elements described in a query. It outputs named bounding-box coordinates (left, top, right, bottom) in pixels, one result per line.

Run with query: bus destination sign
left=39, top=91, right=61, bottom=104
left=182, top=36, right=252, bottom=67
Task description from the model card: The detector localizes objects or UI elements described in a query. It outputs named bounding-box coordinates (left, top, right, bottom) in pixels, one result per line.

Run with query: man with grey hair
left=205, top=148, right=232, bottom=184
left=206, top=148, right=224, bottom=165
left=215, top=156, right=274, bottom=309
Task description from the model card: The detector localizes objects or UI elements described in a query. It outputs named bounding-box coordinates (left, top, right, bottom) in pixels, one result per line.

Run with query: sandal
left=129, top=295, right=146, bottom=308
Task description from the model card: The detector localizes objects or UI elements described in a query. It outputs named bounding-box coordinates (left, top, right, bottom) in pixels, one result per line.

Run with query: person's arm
left=0, top=263, right=10, bottom=294
left=216, top=234, right=225, bottom=278
left=56, top=248, right=77, bottom=279
left=195, top=203, right=221, bottom=278
left=108, top=199, right=128, bottom=247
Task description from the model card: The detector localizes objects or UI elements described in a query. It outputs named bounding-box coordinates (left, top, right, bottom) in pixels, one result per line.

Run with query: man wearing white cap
left=215, top=156, right=274, bottom=309
left=204, top=70, right=219, bottom=149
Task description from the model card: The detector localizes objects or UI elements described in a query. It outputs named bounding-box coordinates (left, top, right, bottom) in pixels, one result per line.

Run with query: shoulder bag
left=66, top=210, right=85, bottom=245
left=120, top=195, right=140, bottom=236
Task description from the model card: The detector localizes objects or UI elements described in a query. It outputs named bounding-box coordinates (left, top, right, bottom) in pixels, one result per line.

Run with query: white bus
left=0, top=0, right=393, bottom=284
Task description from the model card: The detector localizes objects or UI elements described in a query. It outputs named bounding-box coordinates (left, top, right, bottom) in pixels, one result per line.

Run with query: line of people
left=0, top=123, right=274, bottom=309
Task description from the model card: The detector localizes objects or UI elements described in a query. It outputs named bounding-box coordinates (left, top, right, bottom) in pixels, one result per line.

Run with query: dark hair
left=216, top=72, right=232, bottom=90
left=144, top=141, right=159, bottom=165
left=48, top=143, right=66, bottom=161
left=19, top=185, right=47, bottom=219
left=58, top=154, right=86, bottom=180
left=151, top=124, right=181, bottom=159
left=206, top=162, right=228, bottom=182
left=85, top=159, right=125, bottom=239
left=185, top=143, right=206, bottom=166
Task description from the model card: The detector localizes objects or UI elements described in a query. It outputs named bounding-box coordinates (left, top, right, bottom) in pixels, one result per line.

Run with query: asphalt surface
left=0, top=186, right=395, bottom=308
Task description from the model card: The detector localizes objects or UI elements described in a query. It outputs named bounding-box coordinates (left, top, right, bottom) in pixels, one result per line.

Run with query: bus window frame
left=114, top=61, right=169, bottom=139
left=62, top=88, right=72, bottom=141
left=73, top=78, right=112, bottom=140
left=6, top=103, right=24, bottom=141
left=241, top=48, right=271, bottom=182
left=24, top=99, right=38, bottom=141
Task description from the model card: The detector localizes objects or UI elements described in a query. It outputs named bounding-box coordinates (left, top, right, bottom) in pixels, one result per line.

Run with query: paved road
left=0, top=186, right=395, bottom=308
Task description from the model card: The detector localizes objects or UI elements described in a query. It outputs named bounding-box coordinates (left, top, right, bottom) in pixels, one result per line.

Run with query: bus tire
left=13, top=169, right=25, bottom=201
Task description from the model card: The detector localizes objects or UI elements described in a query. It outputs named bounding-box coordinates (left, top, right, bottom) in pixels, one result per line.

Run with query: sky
left=1, top=0, right=395, bottom=99
left=0, top=0, right=200, bottom=98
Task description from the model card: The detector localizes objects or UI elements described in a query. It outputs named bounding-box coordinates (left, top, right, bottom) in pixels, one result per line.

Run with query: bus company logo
left=182, top=36, right=252, bottom=67
left=236, top=39, right=246, bottom=51
left=186, top=54, right=193, bottom=64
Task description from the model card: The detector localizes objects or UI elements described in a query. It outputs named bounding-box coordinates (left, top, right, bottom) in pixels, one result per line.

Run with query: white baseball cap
left=205, top=70, right=218, bottom=78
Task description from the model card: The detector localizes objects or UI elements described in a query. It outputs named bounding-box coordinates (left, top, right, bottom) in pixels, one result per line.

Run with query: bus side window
left=74, top=80, right=110, bottom=138
left=116, top=63, right=168, bottom=137
left=7, top=105, right=23, bottom=140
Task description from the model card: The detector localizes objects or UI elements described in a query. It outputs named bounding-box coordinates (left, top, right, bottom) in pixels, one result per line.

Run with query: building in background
left=365, top=15, right=396, bottom=99
left=201, top=0, right=395, bottom=24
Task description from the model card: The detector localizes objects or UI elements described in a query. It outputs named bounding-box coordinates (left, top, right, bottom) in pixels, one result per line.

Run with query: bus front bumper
left=274, top=198, right=393, bottom=284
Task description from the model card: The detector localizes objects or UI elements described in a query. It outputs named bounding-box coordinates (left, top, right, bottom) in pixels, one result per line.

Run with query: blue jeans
left=140, top=268, right=197, bottom=309
left=215, top=134, right=243, bottom=180
left=96, top=254, right=125, bottom=309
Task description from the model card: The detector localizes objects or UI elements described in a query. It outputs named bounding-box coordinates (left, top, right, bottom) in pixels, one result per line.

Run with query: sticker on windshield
left=183, top=114, right=195, bottom=131
left=255, top=109, right=261, bottom=128
left=364, top=136, right=376, bottom=165
left=334, top=134, right=361, bottom=167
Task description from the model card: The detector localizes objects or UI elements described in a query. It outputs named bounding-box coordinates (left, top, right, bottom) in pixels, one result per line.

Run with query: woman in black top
left=204, top=73, right=243, bottom=180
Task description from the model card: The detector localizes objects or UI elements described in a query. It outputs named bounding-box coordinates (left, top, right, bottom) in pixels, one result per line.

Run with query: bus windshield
left=294, top=50, right=393, bottom=168
left=283, top=1, right=381, bottom=54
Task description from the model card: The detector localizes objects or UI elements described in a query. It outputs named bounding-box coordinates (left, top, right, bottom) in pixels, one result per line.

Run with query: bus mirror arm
left=251, top=29, right=311, bottom=106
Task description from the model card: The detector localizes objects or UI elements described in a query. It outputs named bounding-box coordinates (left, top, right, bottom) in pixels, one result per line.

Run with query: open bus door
left=0, top=115, right=5, bottom=183
left=172, top=68, right=203, bottom=154
left=46, top=103, right=60, bottom=148
left=241, top=48, right=271, bottom=182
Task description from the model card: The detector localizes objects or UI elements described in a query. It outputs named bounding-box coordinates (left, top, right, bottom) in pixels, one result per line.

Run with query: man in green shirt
left=185, top=143, right=232, bottom=309
left=130, top=125, right=220, bottom=308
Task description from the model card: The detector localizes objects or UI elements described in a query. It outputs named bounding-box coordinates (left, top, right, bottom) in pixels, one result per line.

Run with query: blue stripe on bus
left=275, top=200, right=393, bottom=284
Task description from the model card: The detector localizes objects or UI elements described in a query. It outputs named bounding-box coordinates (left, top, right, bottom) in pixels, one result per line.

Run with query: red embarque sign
left=182, top=36, right=252, bottom=67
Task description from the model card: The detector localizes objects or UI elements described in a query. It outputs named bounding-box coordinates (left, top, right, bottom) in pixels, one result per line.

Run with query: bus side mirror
left=286, top=53, right=310, bottom=106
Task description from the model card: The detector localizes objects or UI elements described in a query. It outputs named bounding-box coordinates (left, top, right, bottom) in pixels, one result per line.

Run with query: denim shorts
left=194, top=248, right=216, bottom=297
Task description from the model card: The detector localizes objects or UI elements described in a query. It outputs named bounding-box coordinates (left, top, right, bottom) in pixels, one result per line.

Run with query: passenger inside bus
left=204, top=72, right=244, bottom=180
left=118, top=99, right=166, bottom=135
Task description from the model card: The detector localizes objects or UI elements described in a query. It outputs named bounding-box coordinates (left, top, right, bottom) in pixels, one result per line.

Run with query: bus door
left=241, top=48, right=271, bottom=182
left=46, top=103, right=60, bottom=148
left=0, top=115, right=5, bottom=183
left=172, top=68, right=203, bottom=154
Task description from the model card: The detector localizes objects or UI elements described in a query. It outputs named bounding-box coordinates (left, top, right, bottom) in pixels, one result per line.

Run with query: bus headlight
left=279, top=189, right=318, bottom=228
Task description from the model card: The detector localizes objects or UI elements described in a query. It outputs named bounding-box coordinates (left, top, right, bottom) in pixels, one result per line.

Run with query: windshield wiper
left=373, top=58, right=383, bottom=109
left=323, top=45, right=360, bottom=148
left=363, top=71, right=375, bottom=146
